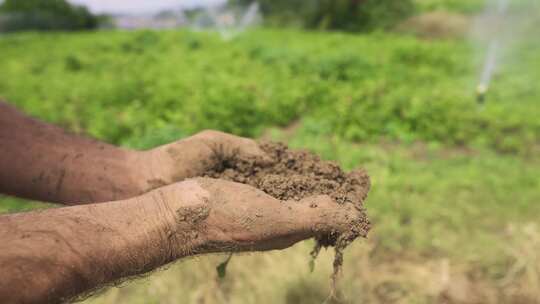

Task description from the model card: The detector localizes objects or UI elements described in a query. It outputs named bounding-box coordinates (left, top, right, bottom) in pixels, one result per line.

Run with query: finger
left=288, top=195, right=369, bottom=239
left=244, top=195, right=364, bottom=251
left=237, top=141, right=273, bottom=166
left=220, top=134, right=272, bottom=165
left=193, top=130, right=272, bottom=165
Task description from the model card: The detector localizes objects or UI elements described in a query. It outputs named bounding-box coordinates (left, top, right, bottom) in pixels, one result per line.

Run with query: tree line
left=228, top=0, right=415, bottom=31
left=0, top=0, right=98, bottom=32
left=0, top=0, right=415, bottom=33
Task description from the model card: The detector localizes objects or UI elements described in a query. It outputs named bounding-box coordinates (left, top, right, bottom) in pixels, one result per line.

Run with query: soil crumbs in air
left=206, top=141, right=371, bottom=290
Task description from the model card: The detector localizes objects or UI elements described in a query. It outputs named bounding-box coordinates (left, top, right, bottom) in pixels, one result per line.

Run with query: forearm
left=0, top=191, right=204, bottom=304
left=0, top=101, right=148, bottom=204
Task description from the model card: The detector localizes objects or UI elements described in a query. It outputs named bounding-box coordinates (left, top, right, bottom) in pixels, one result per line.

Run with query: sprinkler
left=476, top=84, right=488, bottom=104
left=474, top=0, right=509, bottom=106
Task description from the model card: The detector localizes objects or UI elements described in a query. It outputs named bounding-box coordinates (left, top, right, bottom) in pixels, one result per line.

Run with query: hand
left=136, top=130, right=270, bottom=191
left=148, top=178, right=366, bottom=255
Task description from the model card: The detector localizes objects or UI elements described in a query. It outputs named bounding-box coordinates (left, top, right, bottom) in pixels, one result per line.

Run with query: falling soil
left=205, top=141, right=371, bottom=291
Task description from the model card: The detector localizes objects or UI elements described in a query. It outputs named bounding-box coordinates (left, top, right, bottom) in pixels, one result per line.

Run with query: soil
left=205, top=141, right=371, bottom=284
left=395, top=11, right=470, bottom=40
left=207, top=141, right=370, bottom=203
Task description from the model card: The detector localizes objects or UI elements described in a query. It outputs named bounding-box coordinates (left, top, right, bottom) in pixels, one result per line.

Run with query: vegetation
left=415, top=0, right=485, bottom=14
left=0, top=13, right=538, bottom=303
left=0, top=30, right=537, bottom=153
left=229, top=0, right=415, bottom=31
left=0, top=0, right=97, bottom=32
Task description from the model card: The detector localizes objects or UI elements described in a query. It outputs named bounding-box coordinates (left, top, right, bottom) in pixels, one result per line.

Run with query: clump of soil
left=205, top=141, right=371, bottom=285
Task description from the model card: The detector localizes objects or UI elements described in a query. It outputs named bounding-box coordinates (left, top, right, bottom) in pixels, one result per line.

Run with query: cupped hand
left=150, top=178, right=366, bottom=255
left=136, top=130, right=270, bottom=191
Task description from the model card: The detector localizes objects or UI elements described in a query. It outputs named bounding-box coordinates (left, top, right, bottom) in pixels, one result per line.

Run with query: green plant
left=0, top=0, right=97, bottom=32
left=228, top=0, right=415, bottom=32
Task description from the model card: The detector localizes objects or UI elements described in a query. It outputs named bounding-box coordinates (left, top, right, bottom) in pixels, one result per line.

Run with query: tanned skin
left=0, top=102, right=269, bottom=205
left=0, top=101, right=364, bottom=303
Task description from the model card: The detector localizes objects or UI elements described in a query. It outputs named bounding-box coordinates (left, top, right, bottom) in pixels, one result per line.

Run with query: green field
left=1, top=27, right=539, bottom=303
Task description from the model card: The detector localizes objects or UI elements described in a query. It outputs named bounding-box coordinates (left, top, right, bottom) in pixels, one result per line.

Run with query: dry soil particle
left=205, top=141, right=371, bottom=286
left=207, top=141, right=370, bottom=206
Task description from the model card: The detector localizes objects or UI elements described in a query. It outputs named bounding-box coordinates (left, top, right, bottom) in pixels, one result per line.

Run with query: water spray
left=191, top=2, right=261, bottom=40
left=475, top=0, right=509, bottom=104
left=476, top=40, right=498, bottom=104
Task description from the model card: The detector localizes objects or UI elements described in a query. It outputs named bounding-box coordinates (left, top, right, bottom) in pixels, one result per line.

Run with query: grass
left=0, top=196, right=51, bottom=213
left=0, top=26, right=539, bottom=303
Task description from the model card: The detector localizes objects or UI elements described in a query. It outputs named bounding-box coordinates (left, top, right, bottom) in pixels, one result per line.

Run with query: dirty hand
left=0, top=177, right=363, bottom=304
left=151, top=178, right=363, bottom=254
left=136, top=130, right=269, bottom=191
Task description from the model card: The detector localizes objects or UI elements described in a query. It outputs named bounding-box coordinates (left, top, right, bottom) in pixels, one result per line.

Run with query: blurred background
left=0, top=0, right=539, bottom=303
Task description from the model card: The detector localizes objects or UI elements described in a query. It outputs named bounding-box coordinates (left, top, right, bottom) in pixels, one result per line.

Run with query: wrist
left=127, top=149, right=173, bottom=194
left=47, top=146, right=150, bottom=204
left=75, top=194, right=194, bottom=277
left=139, top=181, right=214, bottom=258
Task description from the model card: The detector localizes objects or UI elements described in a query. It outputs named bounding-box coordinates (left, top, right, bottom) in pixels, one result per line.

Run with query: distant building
left=112, top=11, right=186, bottom=29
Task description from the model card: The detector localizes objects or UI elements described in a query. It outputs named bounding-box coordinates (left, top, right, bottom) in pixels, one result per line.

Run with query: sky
left=69, top=0, right=226, bottom=14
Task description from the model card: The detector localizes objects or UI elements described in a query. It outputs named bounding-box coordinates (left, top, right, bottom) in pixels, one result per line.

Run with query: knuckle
left=197, top=129, right=220, bottom=137
left=196, top=130, right=234, bottom=143
left=207, top=129, right=231, bottom=137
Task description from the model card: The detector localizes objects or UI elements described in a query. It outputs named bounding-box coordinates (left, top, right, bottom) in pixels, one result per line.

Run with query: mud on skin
left=205, top=141, right=371, bottom=281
